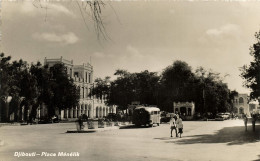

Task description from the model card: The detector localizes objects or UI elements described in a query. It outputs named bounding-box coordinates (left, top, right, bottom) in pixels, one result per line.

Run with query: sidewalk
left=0, top=122, right=21, bottom=127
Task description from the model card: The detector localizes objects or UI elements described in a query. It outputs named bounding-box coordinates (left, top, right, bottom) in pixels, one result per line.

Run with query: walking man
left=243, top=114, right=248, bottom=132
left=176, top=115, right=183, bottom=138
left=251, top=112, right=257, bottom=132
left=170, top=115, right=178, bottom=137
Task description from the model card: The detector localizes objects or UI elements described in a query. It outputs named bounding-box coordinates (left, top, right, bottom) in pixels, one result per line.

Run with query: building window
left=233, top=107, right=238, bottom=113
left=89, top=73, right=91, bottom=83
left=180, top=107, right=186, bottom=115
left=89, top=88, right=92, bottom=98
left=85, top=88, right=88, bottom=98
left=239, top=107, right=244, bottom=114
left=74, top=72, right=79, bottom=77
left=188, top=108, right=191, bottom=116
left=239, top=97, right=244, bottom=103
left=82, top=87, right=84, bottom=98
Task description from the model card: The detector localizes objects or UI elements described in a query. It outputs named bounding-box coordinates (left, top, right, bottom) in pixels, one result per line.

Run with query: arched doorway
left=188, top=108, right=191, bottom=116
left=233, top=107, right=238, bottom=113
left=103, top=108, right=106, bottom=117
left=85, top=104, right=88, bottom=115
left=99, top=107, right=103, bottom=118
left=239, top=107, right=244, bottom=114
left=239, top=97, right=244, bottom=103
left=81, top=104, right=84, bottom=115
left=96, top=107, right=99, bottom=118
left=180, top=107, right=186, bottom=116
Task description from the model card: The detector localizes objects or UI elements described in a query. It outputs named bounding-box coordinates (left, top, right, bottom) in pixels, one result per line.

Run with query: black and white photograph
left=0, top=0, right=260, bottom=161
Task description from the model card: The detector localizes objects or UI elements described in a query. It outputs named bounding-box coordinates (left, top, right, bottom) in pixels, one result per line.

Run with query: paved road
left=0, top=120, right=260, bottom=161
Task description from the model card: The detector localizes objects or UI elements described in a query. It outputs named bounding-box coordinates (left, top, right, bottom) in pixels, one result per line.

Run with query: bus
left=132, top=106, right=160, bottom=127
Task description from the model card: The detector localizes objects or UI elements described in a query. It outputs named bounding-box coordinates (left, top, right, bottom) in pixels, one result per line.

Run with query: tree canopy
left=240, top=30, right=260, bottom=99
left=92, top=60, right=232, bottom=115
left=0, top=53, right=79, bottom=121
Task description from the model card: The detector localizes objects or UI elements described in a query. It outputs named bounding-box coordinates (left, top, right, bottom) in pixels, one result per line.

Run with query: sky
left=2, top=1, right=260, bottom=94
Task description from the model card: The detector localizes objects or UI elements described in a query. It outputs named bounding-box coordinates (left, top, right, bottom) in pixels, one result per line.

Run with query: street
left=0, top=120, right=260, bottom=161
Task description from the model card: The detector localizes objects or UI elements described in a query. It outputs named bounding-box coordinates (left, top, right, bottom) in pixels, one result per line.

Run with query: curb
left=66, top=126, right=120, bottom=133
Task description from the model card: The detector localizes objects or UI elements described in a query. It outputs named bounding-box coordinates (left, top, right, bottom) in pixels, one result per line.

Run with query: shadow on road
left=155, top=125, right=260, bottom=146
left=252, top=155, right=260, bottom=161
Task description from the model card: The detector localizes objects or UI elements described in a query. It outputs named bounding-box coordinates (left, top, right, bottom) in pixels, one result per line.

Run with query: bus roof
left=135, top=106, right=160, bottom=112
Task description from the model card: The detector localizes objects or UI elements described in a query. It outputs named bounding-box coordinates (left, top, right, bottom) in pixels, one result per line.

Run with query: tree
left=12, top=59, right=39, bottom=122
left=108, top=70, right=137, bottom=111
left=228, top=90, right=238, bottom=113
left=240, top=30, right=260, bottom=99
left=0, top=53, right=12, bottom=121
left=92, top=69, right=160, bottom=112
left=159, top=61, right=231, bottom=114
left=159, top=60, right=195, bottom=112
left=0, top=54, right=39, bottom=122
left=92, top=76, right=111, bottom=101
left=135, top=70, right=160, bottom=105
left=48, top=63, right=79, bottom=116
left=194, top=66, right=231, bottom=115
left=30, top=62, right=52, bottom=119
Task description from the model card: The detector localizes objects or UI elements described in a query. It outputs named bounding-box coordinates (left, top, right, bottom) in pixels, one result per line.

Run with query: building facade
left=43, top=57, right=117, bottom=120
left=232, top=93, right=249, bottom=116
left=249, top=100, right=260, bottom=114
left=173, top=102, right=195, bottom=120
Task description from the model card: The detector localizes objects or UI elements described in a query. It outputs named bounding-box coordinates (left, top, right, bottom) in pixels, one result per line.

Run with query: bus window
left=151, top=111, right=154, bottom=115
left=154, top=111, right=157, bottom=114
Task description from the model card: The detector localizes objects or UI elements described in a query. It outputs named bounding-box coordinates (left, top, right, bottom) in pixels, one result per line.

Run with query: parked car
left=159, top=111, right=169, bottom=123
left=223, top=113, right=231, bottom=120
left=160, top=116, right=171, bottom=123
left=215, top=113, right=224, bottom=121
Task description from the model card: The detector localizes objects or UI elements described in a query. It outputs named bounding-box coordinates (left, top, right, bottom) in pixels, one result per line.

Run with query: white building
left=249, top=100, right=260, bottom=114
left=232, top=93, right=250, bottom=116
left=173, top=102, right=195, bottom=120
left=42, top=57, right=117, bottom=120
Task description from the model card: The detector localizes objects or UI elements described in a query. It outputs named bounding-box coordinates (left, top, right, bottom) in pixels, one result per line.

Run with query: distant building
left=232, top=93, right=249, bottom=116
left=173, top=102, right=195, bottom=120
left=249, top=100, right=260, bottom=114
left=41, top=57, right=117, bottom=120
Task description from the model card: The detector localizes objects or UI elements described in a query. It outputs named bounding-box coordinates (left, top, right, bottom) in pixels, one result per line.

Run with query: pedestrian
left=243, top=114, right=248, bottom=132
left=251, top=112, right=257, bottom=132
left=78, top=115, right=83, bottom=131
left=169, top=114, right=178, bottom=137
left=176, top=115, right=183, bottom=138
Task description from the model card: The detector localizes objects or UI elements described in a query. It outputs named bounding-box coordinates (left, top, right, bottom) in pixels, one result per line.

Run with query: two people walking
left=170, top=114, right=183, bottom=138
left=243, top=112, right=258, bottom=132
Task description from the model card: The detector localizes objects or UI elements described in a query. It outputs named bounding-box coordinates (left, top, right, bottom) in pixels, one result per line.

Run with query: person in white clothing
left=170, top=115, right=178, bottom=137
left=176, top=115, right=183, bottom=138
